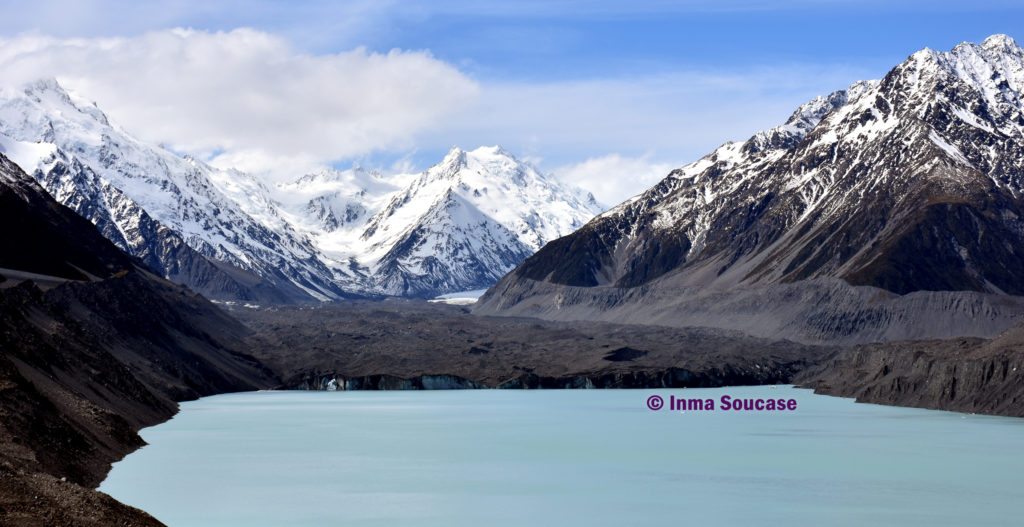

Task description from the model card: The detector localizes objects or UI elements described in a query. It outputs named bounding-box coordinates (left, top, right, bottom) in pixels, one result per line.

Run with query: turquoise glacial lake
left=100, top=386, right=1024, bottom=526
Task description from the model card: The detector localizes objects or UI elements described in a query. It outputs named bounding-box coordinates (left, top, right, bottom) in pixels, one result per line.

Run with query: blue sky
left=11, top=0, right=1020, bottom=77
left=318, top=1, right=1024, bottom=80
left=2, top=0, right=1022, bottom=202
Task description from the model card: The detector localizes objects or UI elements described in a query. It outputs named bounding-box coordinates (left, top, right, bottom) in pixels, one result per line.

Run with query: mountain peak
left=906, top=47, right=939, bottom=67
left=431, top=145, right=523, bottom=181
left=440, top=145, right=518, bottom=167
left=23, top=77, right=67, bottom=95
left=981, top=33, right=1019, bottom=52
left=491, top=32, right=1024, bottom=301
left=19, top=78, right=75, bottom=107
left=444, top=145, right=466, bottom=158
left=2, top=77, right=115, bottom=141
left=3, top=79, right=603, bottom=301
left=438, top=146, right=468, bottom=171
left=469, top=145, right=512, bottom=158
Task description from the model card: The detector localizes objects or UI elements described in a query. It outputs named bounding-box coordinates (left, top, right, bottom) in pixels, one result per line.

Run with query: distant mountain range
left=0, top=81, right=601, bottom=301
left=276, top=146, right=601, bottom=297
left=477, top=34, right=1024, bottom=344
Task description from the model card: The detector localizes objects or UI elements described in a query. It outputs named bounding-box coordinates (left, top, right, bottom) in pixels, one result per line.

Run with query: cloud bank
left=0, top=28, right=479, bottom=175
left=553, top=154, right=676, bottom=205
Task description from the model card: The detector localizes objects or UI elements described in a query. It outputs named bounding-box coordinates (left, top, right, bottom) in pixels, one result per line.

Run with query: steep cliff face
left=797, top=323, right=1024, bottom=417
left=478, top=35, right=1024, bottom=343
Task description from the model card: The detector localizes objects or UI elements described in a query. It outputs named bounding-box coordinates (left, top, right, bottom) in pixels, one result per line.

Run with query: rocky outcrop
left=0, top=155, right=136, bottom=280
left=797, top=324, right=1024, bottom=417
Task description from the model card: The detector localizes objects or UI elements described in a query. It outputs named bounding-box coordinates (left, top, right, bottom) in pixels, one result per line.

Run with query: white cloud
left=552, top=154, right=677, bottom=206
left=0, top=28, right=479, bottom=179
left=206, top=150, right=326, bottom=181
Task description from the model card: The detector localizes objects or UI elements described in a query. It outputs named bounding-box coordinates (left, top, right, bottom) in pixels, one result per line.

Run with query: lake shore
left=3, top=299, right=1024, bottom=525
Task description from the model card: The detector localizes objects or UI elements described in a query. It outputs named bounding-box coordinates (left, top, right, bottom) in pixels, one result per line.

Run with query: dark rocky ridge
left=0, top=153, right=277, bottom=525
left=0, top=155, right=136, bottom=281
left=0, top=275, right=276, bottom=525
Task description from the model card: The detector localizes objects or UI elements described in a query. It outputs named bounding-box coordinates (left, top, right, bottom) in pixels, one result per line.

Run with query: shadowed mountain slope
left=0, top=152, right=276, bottom=525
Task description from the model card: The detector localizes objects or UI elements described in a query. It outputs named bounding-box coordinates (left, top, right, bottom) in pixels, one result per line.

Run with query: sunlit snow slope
left=0, top=80, right=602, bottom=300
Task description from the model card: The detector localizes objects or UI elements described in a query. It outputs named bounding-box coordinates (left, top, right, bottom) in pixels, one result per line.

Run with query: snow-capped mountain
left=276, top=167, right=405, bottom=234
left=0, top=80, right=601, bottom=300
left=281, top=146, right=602, bottom=296
left=0, top=79, right=350, bottom=302
left=477, top=35, right=1024, bottom=343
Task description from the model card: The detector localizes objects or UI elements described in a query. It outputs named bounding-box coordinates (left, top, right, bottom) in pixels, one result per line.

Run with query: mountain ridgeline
left=477, top=35, right=1024, bottom=344
left=0, top=83, right=600, bottom=301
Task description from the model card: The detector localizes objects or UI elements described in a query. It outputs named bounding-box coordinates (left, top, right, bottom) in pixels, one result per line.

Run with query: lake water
left=100, top=386, right=1024, bottom=526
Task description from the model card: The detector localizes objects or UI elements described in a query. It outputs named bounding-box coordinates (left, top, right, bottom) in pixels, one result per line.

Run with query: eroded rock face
left=796, top=324, right=1024, bottom=418
left=479, top=36, right=1024, bottom=341
left=295, top=373, right=485, bottom=391
left=287, top=366, right=802, bottom=391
